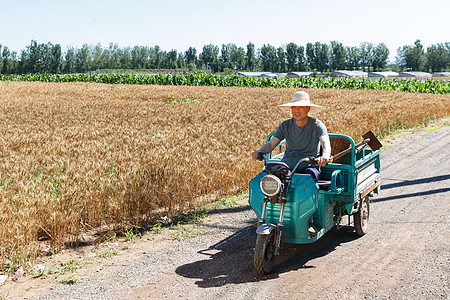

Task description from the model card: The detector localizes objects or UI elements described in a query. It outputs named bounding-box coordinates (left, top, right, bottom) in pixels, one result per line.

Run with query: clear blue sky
left=1, top=0, right=449, bottom=62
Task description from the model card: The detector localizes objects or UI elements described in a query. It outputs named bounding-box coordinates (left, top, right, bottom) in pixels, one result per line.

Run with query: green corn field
left=1, top=73, right=449, bottom=94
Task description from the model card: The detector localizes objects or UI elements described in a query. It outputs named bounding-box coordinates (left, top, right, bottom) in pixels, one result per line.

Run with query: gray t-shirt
left=273, top=117, right=328, bottom=170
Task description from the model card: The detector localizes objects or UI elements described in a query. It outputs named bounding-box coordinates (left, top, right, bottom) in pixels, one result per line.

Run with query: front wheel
left=254, top=231, right=276, bottom=275
left=354, top=196, right=370, bottom=236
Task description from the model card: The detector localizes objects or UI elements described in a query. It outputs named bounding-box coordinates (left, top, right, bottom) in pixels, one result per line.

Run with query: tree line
left=0, top=39, right=449, bottom=75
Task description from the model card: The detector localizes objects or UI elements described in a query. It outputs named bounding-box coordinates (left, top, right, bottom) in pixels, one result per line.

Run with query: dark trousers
left=300, top=166, right=321, bottom=182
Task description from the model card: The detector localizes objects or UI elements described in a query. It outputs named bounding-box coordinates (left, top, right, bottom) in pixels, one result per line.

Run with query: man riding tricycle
left=250, top=91, right=382, bottom=275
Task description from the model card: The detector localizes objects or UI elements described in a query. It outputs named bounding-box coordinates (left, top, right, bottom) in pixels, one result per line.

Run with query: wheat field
left=0, top=81, right=448, bottom=267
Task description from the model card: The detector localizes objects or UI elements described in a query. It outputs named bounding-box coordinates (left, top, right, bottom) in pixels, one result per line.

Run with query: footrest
left=317, top=180, right=331, bottom=190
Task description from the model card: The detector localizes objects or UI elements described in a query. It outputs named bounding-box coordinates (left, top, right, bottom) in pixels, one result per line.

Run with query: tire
left=354, top=196, right=370, bottom=236
left=254, top=230, right=276, bottom=275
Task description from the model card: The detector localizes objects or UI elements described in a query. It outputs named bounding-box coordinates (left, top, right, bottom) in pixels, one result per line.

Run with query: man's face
left=291, top=106, right=310, bottom=122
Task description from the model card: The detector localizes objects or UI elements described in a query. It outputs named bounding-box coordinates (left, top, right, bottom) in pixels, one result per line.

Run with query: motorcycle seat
left=264, top=162, right=290, bottom=175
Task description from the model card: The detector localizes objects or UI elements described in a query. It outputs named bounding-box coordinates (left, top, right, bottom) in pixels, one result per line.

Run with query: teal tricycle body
left=249, top=133, right=381, bottom=274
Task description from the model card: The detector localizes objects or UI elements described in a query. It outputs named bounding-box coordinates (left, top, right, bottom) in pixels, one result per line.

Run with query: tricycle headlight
left=260, top=175, right=281, bottom=197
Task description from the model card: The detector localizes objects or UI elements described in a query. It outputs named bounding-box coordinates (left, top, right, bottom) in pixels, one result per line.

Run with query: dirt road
left=4, top=120, right=450, bottom=300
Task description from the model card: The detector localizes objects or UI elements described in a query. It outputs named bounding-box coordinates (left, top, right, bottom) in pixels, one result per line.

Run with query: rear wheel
left=354, top=196, right=370, bottom=236
left=254, top=231, right=276, bottom=275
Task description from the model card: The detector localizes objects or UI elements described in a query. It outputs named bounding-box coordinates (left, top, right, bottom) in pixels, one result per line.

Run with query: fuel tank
left=249, top=172, right=319, bottom=243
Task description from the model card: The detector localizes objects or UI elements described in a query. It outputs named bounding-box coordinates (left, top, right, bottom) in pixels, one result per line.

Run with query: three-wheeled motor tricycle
left=249, top=131, right=382, bottom=275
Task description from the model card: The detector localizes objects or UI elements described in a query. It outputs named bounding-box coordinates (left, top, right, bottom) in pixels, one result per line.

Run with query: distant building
left=259, top=73, right=278, bottom=78
left=432, top=72, right=450, bottom=77
left=330, top=70, right=368, bottom=78
left=237, top=72, right=271, bottom=77
left=368, top=71, right=399, bottom=77
left=398, top=71, right=432, bottom=77
left=287, top=71, right=313, bottom=78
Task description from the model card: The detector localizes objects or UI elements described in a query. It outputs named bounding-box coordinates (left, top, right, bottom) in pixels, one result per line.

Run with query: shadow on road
left=373, top=188, right=450, bottom=202
left=374, top=174, right=450, bottom=202
left=381, top=174, right=450, bottom=190
left=175, top=224, right=359, bottom=287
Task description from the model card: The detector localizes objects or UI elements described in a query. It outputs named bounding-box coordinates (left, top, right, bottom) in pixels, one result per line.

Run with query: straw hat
left=278, top=91, right=323, bottom=107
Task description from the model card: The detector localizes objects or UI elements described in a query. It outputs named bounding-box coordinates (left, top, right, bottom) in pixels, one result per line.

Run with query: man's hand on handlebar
left=252, top=151, right=265, bottom=161
left=316, top=156, right=330, bottom=167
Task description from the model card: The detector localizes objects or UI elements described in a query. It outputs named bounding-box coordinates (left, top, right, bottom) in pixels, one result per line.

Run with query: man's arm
left=317, top=134, right=331, bottom=166
left=251, top=136, right=281, bottom=160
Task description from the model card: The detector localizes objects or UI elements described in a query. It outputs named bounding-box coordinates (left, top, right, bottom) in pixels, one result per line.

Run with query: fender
left=256, top=223, right=276, bottom=235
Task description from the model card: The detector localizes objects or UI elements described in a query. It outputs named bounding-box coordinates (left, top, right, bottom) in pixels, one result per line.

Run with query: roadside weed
left=150, top=223, right=163, bottom=233
left=6, top=252, right=29, bottom=275
left=31, top=264, right=51, bottom=278
left=168, top=224, right=203, bottom=241
left=58, top=274, right=78, bottom=285
left=96, top=250, right=120, bottom=258
left=58, top=259, right=84, bottom=275
left=125, top=228, right=140, bottom=242
left=208, top=193, right=248, bottom=210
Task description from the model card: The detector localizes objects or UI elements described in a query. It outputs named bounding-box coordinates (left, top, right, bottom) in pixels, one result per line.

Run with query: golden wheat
left=0, top=81, right=448, bottom=268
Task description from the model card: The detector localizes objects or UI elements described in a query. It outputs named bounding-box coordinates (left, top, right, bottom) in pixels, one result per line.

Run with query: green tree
left=184, top=47, right=198, bottom=69
left=218, top=43, right=244, bottom=71
left=177, top=52, right=186, bottom=69
left=200, top=44, right=219, bottom=71
left=219, top=43, right=234, bottom=71
left=230, top=45, right=245, bottom=70
left=9, top=51, right=18, bottom=74
left=50, top=44, right=62, bottom=73
left=396, top=40, right=427, bottom=71
left=0, top=45, right=3, bottom=73
left=306, top=42, right=328, bottom=72
left=121, top=47, right=132, bottom=69
left=277, top=47, right=286, bottom=72
left=149, top=46, right=163, bottom=69
left=317, top=43, right=329, bottom=72
left=18, top=49, right=28, bottom=73
left=76, top=44, right=92, bottom=72
left=446, top=42, right=450, bottom=69
left=101, top=47, right=111, bottom=69
left=359, top=42, right=373, bottom=72
left=42, top=43, right=55, bottom=73
left=245, top=42, right=257, bottom=71
left=159, top=51, right=169, bottom=69
left=446, top=42, right=450, bottom=59
left=109, top=43, right=121, bottom=69
left=167, top=49, right=178, bottom=69
left=426, top=43, right=448, bottom=72
left=396, top=45, right=411, bottom=70
left=18, top=40, right=59, bottom=73
left=286, top=42, right=298, bottom=71
left=131, top=46, right=149, bottom=69
left=371, top=43, right=389, bottom=71
left=305, top=43, right=315, bottom=70
left=2, top=47, right=18, bottom=74
left=64, top=46, right=76, bottom=73
left=92, top=44, right=104, bottom=70
left=411, top=40, right=427, bottom=71
left=259, top=44, right=277, bottom=72
left=345, top=46, right=360, bottom=70
left=297, top=45, right=306, bottom=71
left=24, top=40, right=42, bottom=73
left=330, top=41, right=346, bottom=71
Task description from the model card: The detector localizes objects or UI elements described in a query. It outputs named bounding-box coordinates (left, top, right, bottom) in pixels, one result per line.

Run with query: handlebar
left=256, top=152, right=317, bottom=176
left=289, top=157, right=317, bottom=176
left=256, top=151, right=266, bottom=161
